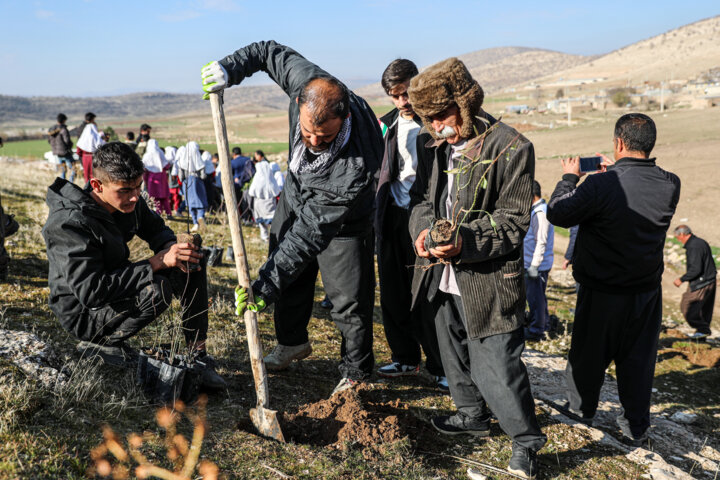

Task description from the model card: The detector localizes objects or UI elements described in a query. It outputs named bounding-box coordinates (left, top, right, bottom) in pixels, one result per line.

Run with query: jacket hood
left=46, top=178, right=110, bottom=220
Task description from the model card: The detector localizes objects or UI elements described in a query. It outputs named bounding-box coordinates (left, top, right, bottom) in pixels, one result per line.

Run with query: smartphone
left=579, top=156, right=602, bottom=173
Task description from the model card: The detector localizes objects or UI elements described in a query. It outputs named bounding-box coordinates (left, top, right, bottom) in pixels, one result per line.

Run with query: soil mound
left=279, top=384, right=425, bottom=450
left=659, top=331, right=720, bottom=368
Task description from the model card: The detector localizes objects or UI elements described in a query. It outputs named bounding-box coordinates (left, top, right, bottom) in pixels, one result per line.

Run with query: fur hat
left=408, top=57, right=484, bottom=140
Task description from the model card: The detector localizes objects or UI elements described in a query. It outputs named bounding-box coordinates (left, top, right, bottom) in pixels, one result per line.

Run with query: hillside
left=529, top=15, right=720, bottom=87
left=0, top=84, right=287, bottom=126
left=356, top=47, right=592, bottom=102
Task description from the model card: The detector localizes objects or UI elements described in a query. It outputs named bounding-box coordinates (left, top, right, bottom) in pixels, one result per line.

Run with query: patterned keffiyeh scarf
left=289, top=116, right=352, bottom=175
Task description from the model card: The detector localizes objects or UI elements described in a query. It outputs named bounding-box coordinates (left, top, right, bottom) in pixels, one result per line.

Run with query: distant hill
left=528, top=15, right=720, bottom=87
left=0, top=85, right=288, bottom=126
left=356, top=47, right=592, bottom=102
left=4, top=15, right=718, bottom=126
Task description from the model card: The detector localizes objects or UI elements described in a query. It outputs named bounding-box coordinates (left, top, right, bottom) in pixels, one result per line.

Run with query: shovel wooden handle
left=209, top=92, right=270, bottom=408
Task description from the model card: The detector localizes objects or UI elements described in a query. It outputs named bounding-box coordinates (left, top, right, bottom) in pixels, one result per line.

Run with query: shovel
left=209, top=92, right=285, bottom=442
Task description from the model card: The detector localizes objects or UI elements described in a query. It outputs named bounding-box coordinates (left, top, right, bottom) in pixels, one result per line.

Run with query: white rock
left=0, top=328, right=68, bottom=388
left=669, top=411, right=697, bottom=424
left=467, top=468, right=487, bottom=480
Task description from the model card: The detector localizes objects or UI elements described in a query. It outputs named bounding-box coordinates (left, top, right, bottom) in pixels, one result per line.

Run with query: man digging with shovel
left=202, top=41, right=383, bottom=395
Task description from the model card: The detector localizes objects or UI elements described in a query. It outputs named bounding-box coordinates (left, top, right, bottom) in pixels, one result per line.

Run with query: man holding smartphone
left=547, top=113, right=681, bottom=446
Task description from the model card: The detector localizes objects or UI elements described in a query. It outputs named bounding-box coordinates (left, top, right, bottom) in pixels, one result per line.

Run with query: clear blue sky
left=1, top=0, right=717, bottom=97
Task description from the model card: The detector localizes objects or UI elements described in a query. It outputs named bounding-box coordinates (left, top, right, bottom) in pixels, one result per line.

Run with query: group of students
left=46, top=114, right=285, bottom=234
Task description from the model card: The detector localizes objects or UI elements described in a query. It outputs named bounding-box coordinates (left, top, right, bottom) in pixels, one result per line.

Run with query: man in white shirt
left=523, top=181, right=554, bottom=341
left=375, top=59, right=446, bottom=390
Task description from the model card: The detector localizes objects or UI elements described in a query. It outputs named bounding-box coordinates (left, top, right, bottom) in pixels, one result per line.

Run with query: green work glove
left=201, top=61, right=228, bottom=100
left=234, top=286, right=266, bottom=315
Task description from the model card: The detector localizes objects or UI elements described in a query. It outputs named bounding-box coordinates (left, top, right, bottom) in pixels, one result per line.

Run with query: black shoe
left=195, top=352, right=227, bottom=391
left=616, top=412, right=649, bottom=447
left=508, top=442, right=539, bottom=479
left=523, top=327, right=544, bottom=342
left=77, top=341, right=138, bottom=367
left=686, top=331, right=709, bottom=340
left=554, top=399, right=594, bottom=426
left=3, top=214, right=19, bottom=237
left=431, top=413, right=490, bottom=436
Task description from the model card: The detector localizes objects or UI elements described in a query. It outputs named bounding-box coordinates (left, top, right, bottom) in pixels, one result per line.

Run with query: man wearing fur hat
left=407, top=58, right=546, bottom=479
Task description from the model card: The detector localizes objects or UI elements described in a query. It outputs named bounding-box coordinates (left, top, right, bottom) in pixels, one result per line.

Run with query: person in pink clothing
left=141, top=139, right=172, bottom=215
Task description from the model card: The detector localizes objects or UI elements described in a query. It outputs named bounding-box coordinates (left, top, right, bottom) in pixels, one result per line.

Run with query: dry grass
left=0, top=149, right=717, bottom=479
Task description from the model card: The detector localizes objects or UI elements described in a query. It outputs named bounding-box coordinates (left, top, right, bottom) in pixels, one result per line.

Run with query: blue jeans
left=526, top=270, right=549, bottom=335
left=190, top=208, right=205, bottom=225
left=57, top=155, right=76, bottom=182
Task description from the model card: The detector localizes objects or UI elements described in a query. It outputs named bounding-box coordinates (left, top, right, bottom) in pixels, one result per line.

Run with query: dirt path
left=523, top=347, right=719, bottom=479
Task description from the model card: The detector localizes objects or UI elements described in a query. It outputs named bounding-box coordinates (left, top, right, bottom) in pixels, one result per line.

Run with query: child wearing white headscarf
left=76, top=122, right=105, bottom=184
left=141, top=139, right=171, bottom=215
left=164, top=146, right=182, bottom=215
left=177, top=141, right=208, bottom=231
left=201, top=150, right=218, bottom=212
left=248, top=157, right=282, bottom=242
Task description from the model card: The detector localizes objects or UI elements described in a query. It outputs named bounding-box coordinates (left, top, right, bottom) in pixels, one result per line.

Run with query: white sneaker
left=190, top=223, right=199, bottom=232
left=263, top=342, right=312, bottom=371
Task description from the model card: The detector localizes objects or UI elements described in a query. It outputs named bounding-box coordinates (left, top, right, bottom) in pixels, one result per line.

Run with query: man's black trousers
left=434, top=292, right=546, bottom=452
left=378, top=204, right=444, bottom=376
left=566, top=285, right=662, bottom=438
left=272, top=231, right=375, bottom=381
left=73, top=264, right=209, bottom=346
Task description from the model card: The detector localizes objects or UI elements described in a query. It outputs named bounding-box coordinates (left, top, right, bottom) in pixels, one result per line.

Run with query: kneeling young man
left=408, top=58, right=546, bottom=479
left=42, top=142, right=225, bottom=389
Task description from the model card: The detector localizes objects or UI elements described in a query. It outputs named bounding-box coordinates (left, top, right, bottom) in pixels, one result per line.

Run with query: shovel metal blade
left=250, top=405, right=285, bottom=442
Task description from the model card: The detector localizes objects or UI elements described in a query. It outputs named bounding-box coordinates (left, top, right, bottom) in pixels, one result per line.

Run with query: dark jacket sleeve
left=681, top=242, right=704, bottom=283
left=135, top=198, right=176, bottom=252
left=408, top=142, right=436, bottom=245
left=219, top=40, right=328, bottom=98
left=52, top=219, right=155, bottom=308
left=61, top=127, right=73, bottom=151
left=456, top=141, right=534, bottom=263
left=547, top=174, right=600, bottom=228
left=252, top=165, right=372, bottom=304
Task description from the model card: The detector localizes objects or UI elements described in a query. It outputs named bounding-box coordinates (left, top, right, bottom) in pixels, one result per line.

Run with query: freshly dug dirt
left=279, top=384, right=426, bottom=450
left=658, top=333, right=720, bottom=368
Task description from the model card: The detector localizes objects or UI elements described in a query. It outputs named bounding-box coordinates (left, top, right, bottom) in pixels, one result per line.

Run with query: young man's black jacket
left=219, top=41, right=383, bottom=304
left=547, top=157, right=681, bottom=293
left=42, top=178, right=176, bottom=334
left=681, top=234, right=717, bottom=291
left=374, top=108, right=430, bottom=245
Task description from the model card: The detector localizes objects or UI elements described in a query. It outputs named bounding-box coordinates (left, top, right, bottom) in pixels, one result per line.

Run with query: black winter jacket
left=374, top=109, right=429, bottom=244
left=48, top=123, right=73, bottom=156
left=42, top=178, right=176, bottom=337
left=219, top=41, right=383, bottom=304
left=681, top=235, right=717, bottom=291
left=547, top=157, right=681, bottom=293
left=408, top=112, right=534, bottom=339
